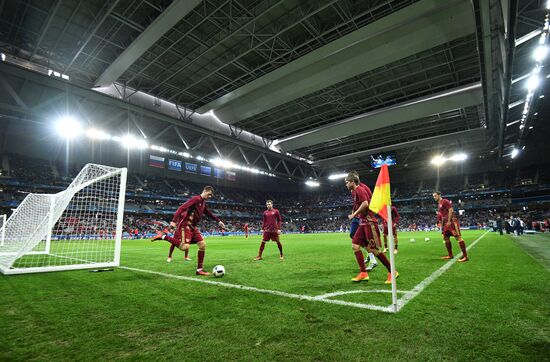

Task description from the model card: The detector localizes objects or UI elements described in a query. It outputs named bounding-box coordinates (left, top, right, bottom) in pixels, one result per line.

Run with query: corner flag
left=369, top=164, right=398, bottom=312
left=369, top=164, right=391, bottom=220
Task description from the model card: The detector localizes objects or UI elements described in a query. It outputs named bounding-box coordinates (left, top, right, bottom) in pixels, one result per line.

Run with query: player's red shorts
left=262, top=231, right=280, bottom=242
left=352, top=222, right=381, bottom=253
left=174, top=222, right=204, bottom=246
left=442, top=219, right=461, bottom=238
left=383, top=223, right=397, bottom=236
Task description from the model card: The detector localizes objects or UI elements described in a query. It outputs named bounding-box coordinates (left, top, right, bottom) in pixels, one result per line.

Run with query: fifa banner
left=149, top=155, right=165, bottom=168
left=226, top=170, right=236, bottom=181
left=185, top=162, right=197, bottom=173
left=200, top=165, right=211, bottom=176
left=168, top=159, right=182, bottom=171
left=214, top=168, right=224, bottom=179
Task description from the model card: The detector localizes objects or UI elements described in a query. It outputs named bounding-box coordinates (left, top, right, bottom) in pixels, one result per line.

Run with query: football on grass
left=213, top=265, right=225, bottom=278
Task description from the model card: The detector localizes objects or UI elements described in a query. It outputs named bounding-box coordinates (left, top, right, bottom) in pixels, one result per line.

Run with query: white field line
left=119, top=266, right=394, bottom=313
left=314, top=289, right=409, bottom=300
left=396, top=230, right=490, bottom=311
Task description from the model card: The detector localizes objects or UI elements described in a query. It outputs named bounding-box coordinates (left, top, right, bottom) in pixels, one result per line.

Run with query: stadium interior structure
left=0, top=0, right=549, bottom=359
left=0, top=0, right=549, bottom=237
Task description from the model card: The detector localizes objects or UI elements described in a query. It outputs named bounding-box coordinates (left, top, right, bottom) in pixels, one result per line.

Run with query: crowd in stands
left=2, top=154, right=550, bottom=236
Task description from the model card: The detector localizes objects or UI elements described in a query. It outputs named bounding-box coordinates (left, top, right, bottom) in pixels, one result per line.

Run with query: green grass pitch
left=1, top=230, right=549, bottom=360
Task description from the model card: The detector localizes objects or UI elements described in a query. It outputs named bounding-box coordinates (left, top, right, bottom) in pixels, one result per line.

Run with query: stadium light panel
left=55, top=116, right=82, bottom=139
left=119, top=134, right=148, bottom=150
left=526, top=74, right=541, bottom=91
left=533, top=46, right=548, bottom=62
left=511, top=148, right=519, bottom=158
left=305, top=180, right=320, bottom=187
left=449, top=153, right=468, bottom=162
left=1, top=53, right=5, bottom=62
left=431, top=155, right=446, bottom=166
left=86, top=128, right=110, bottom=140
left=328, top=173, right=348, bottom=180
left=211, top=157, right=234, bottom=169
left=547, top=0, right=550, bottom=9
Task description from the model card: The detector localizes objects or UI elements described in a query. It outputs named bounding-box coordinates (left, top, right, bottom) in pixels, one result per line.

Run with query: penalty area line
left=396, top=230, right=490, bottom=311
left=119, top=266, right=393, bottom=313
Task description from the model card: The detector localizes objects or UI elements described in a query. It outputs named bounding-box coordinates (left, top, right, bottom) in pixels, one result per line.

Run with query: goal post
left=0, top=214, right=6, bottom=246
left=0, top=164, right=127, bottom=275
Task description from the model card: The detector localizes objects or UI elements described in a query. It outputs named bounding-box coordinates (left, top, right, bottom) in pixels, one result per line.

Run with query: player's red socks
left=459, top=240, right=468, bottom=258
left=197, top=250, right=205, bottom=270
left=354, top=251, right=367, bottom=272
left=444, top=240, right=453, bottom=257
left=276, top=242, right=283, bottom=257
left=168, top=244, right=175, bottom=258
left=258, top=242, right=266, bottom=257
left=164, top=235, right=181, bottom=248
left=376, top=252, right=391, bottom=272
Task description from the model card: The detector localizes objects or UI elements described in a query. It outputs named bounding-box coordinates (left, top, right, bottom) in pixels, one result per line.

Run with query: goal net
left=0, top=164, right=127, bottom=275
left=0, top=214, right=5, bottom=246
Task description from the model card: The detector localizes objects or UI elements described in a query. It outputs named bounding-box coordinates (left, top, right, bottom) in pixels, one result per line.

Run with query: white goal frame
left=0, top=164, right=127, bottom=275
left=0, top=214, right=6, bottom=246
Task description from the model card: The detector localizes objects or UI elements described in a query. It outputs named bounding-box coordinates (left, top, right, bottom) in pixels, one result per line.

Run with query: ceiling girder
left=199, top=0, right=476, bottom=124
left=94, top=0, right=202, bottom=86
left=278, top=83, right=483, bottom=152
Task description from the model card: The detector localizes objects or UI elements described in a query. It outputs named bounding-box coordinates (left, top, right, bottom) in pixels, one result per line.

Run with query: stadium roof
left=0, top=0, right=548, bottom=179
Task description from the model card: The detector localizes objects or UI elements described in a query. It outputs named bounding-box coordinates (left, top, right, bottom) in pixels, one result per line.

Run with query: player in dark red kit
left=346, top=173, right=397, bottom=283
left=152, top=186, right=225, bottom=275
left=433, top=191, right=468, bottom=262
left=382, top=205, right=400, bottom=254
left=166, top=234, right=191, bottom=262
left=244, top=223, right=249, bottom=239
left=348, top=171, right=378, bottom=270
left=255, top=200, right=283, bottom=260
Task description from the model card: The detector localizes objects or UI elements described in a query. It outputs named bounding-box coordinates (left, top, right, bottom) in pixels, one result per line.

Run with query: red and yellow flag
left=369, top=164, right=391, bottom=221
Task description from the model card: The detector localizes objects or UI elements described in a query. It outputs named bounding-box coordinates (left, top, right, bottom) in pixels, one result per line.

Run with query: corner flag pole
left=369, top=164, right=398, bottom=313
left=386, top=204, right=397, bottom=313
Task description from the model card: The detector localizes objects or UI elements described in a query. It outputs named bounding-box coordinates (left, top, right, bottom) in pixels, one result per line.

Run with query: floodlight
left=1, top=53, right=5, bottom=62
left=547, top=0, right=550, bottom=9
left=119, top=134, right=148, bottom=150
left=533, top=46, right=548, bottom=62
left=55, top=116, right=82, bottom=139
left=431, top=155, right=446, bottom=166
left=305, top=180, right=320, bottom=187
left=328, top=173, right=347, bottom=180
left=526, top=74, right=541, bottom=91
left=511, top=148, right=519, bottom=158
left=135, top=139, right=148, bottom=150
left=449, top=153, right=467, bottom=162
left=196, top=155, right=205, bottom=161
left=86, top=128, right=110, bottom=140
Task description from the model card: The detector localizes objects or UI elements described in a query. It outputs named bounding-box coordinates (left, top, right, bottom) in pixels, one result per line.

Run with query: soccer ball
left=213, top=265, right=225, bottom=278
